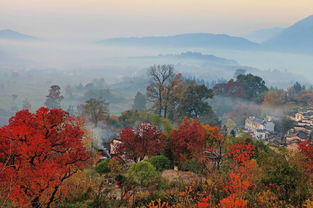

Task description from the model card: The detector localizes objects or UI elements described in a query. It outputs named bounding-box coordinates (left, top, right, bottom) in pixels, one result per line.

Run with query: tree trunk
left=158, top=95, right=162, bottom=117
left=164, top=105, right=167, bottom=118
left=46, top=186, right=60, bottom=208
left=31, top=197, right=42, bottom=208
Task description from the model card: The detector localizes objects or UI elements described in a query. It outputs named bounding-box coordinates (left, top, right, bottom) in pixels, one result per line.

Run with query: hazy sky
left=1, top=0, right=313, bottom=41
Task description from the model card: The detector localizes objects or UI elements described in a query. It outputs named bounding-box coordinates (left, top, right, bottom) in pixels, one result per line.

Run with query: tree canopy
left=176, top=84, right=219, bottom=125
left=83, top=98, right=109, bottom=127
left=116, top=122, right=166, bottom=162
left=0, top=107, right=90, bottom=208
left=45, top=85, right=64, bottom=109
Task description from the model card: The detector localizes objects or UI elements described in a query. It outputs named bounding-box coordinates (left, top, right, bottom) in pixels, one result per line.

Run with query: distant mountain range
left=98, top=14, right=313, bottom=54
left=98, top=33, right=260, bottom=50
left=264, top=15, right=313, bottom=53
left=0, top=29, right=38, bottom=40
left=245, top=27, right=284, bottom=43
left=1, top=14, right=313, bottom=54
left=134, top=52, right=239, bottom=66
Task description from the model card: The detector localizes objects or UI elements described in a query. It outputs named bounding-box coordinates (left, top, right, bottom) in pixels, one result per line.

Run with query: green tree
left=237, top=73, right=268, bottom=103
left=292, top=82, right=305, bottom=94
left=118, top=110, right=140, bottom=127
left=132, top=92, right=146, bottom=111
left=176, top=84, right=219, bottom=125
left=83, top=98, right=109, bottom=127
left=261, top=155, right=308, bottom=206
left=179, top=158, right=204, bottom=174
left=95, top=159, right=110, bottom=175
left=148, top=155, right=171, bottom=171
left=127, top=161, right=158, bottom=186
left=45, top=85, right=64, bottom=109
left=234, top=69, right=246, bottom=78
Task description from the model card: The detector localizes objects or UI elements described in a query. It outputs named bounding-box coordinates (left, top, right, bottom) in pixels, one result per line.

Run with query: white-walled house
left=245, top=116, right=275, bottom=132
left=245, top=116, right=275, bottom=140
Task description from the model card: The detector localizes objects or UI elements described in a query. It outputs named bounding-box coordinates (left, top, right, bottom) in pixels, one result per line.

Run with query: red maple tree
left=170, top=118, right=206, bottom=162
left=116, top=122, right=166, bottom=162
left=0, top=107, right=91, bottom=208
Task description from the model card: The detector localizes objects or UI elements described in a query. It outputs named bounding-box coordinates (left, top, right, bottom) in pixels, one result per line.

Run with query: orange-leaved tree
left=0, top=107, right=91, bottom=208
left=195, top=141, right=258, bottom=208
left=202, top=125, right=225, bottom=170
left=219, top=142, right=257, bottom=208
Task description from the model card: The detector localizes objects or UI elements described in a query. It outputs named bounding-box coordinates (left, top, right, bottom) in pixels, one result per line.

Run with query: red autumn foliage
left=170, top=118, right=206, bottom=162
left=202, top=125, right=224, bottom=144
left=219, top=194, right=248, bottom=208
left=116, top=122, right=166, bottom=162
left=226, top=142, right=255, bottom=164
left=195, top=142, right=257, bottom=208
left=196, top=193, right=248, bottom=208
left=219, top=142, right=256, bottom=208
left=213, top=79, right=247, bottom=99
left=0, top=107, right=91, bottom=208
left=197, top=196, right=212, bottom=208
left=299, top=141, right=313, bottom=174
left=224, top=172, right=251, bottom=195
left=202, top=125, right=225, bottom=170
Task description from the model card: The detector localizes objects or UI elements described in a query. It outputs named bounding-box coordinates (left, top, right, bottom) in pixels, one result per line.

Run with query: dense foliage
left=213, top=73, right=268, bottom=103
left=116, top=122, right=166, bottom=162
left=0, top=108, right=90, bottom=208
left=170, top=118, right=207, bottom=162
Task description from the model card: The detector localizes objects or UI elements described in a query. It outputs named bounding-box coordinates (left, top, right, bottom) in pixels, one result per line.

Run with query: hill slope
left=98, top=33, right=259, bottom=50
left=264, top=15, right=313, bottom=53
left=135, top=52, right=239, bottom=65
left=0, top=29, right=38, bottom=40
left=245, top=27, right=284, bottom=43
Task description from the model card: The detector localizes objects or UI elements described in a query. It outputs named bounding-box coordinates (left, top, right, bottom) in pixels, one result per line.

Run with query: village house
left=244, top=116, right=275, bottom=140
left=285, top=128, right=309, bottom=150
left=110, top=138, right=122, bottom=156
left=291, top=108, right=313, bottom=127
left=245, top=116, right=275, bottom=132
left=285, top=108, right=313, bottom=149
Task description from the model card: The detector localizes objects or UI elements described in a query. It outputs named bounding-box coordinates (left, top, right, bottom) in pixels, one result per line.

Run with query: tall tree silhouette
left=45, top=85, right=64, bottom=109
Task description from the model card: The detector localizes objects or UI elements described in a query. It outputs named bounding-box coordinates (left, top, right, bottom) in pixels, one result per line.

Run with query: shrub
left=127, top=161, right=158, bottom=186
left=148, top=155, right=171, bottom=171
left=95, top=159, right=110, bottom=175
left=179, top=159, right=204, bottom=174
left=115, top=174, right=125, bottom=184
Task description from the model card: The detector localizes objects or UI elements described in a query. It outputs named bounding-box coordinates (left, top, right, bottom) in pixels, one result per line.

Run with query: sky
left=1, top=0, right=313, bottom=41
